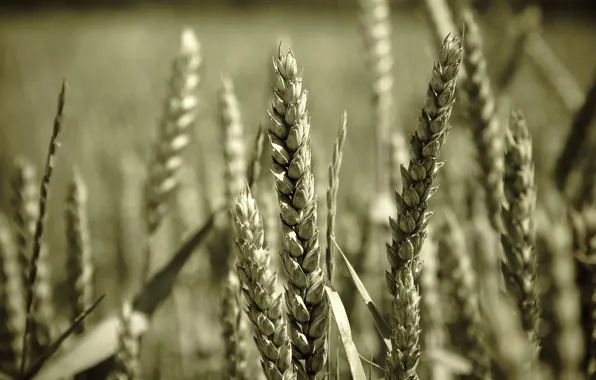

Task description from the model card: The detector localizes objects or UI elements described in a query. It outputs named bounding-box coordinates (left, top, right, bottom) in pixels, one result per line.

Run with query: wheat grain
left=500, top=109, right=541, bottom=356
left=233, top=187, right=295, bottom=380
left=385, top=34, right=463, bottom=380
left=461, top=10, right=504, bottom=234
left=267, top=44, right=327, bottom=379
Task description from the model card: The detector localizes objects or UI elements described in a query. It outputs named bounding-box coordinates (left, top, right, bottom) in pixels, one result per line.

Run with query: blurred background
left=0, top=0, right=594, bottom=378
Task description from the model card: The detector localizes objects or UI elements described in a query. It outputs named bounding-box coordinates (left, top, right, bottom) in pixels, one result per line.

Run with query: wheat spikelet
left=500, top=109, right=541, bottom=356
left=267, top=44, right=327, bottom=378
left=437, top=210, right=491, bottom=379
left=537, top=218, right=584, bottom=380
left=10, top=157, right=38, bottom=290
left=232, top=188, right=296, bottom=380
left=220, top=271, right=250, bottom=380
left=145, top=28, right=201, bottom=235
left=325, top=111, right=347, bottom=284
left=110, top=301, right=141, bottom=380
left=65, top=168, right=94, bottom=335
left=21, top=80, right=66, bottom=374
left=0, top=215, right=25, bottom=371
left=357, top=0, right=393, bottom=195
left=385, top=34, right=463, bottom=380
left=461, top=10, right=504, bottom=234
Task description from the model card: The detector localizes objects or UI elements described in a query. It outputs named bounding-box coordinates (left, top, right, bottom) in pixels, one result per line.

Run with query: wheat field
left=0, top=1, right=595, bottom=379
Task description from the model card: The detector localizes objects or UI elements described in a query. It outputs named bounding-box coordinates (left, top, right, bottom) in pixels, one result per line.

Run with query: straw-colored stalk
left=385, top=35, right=463, bottom=380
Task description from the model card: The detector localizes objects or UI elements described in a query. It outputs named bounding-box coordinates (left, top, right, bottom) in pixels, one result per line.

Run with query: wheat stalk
left=20, top=80, right=66, bottom=374
left=232, top=187, right=295, bottom=380
left=247, top=125, right=266, bottom=193
left=267, top=44, right=327, bottom=378
left=65, top=168, right=94, bottom=334
left=385, top=34, right=463, bottom=380
left=500, top=109, right=541, bottom=356
left=461, top=10, right=504, bottom=234
left=325, top=111, right=347, bottom=284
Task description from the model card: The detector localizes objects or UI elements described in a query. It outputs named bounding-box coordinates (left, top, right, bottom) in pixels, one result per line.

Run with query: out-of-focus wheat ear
left=357, top=0, right=393, bottom=195
left=21, top=80, right=66, bottom=374
left=385, top=34, right=463, bottom=380
left=10, top=157, right=38, bottom=290
left=109, top=301, right=141, bottom=380
left=537, top=216, right=585, bottom=380
left=0, top=215, right=26, bottom=371
left=388, top=131, right=409, bottom=196
left=437, top=209, right=491, bottom=379
left=554, top=71, right=596, bottom=197
left=247, top=125, right=266, bottom=193
left=461, top=10, right=505, bottom=234
left=267, top=44, right=328, bottom=378
left=220, top=271, right=249, bottom=380
left=65, top=168, right=94, bottom=335
left=232, top=187, right=296, bottom=380
left=326, top=111, right=347, bottom=284
left=30, top=243, right=56, bottom=360
left=145, top=28, right=201, bottom=235
left=500, top=109, right=541, bottom=357
left=417, top=225, right=448, bottom=380
left=257, top=185, right=282, bottom=282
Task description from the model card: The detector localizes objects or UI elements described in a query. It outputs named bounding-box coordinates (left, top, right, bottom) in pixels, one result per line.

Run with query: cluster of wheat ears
left=0, top=0, right=595, bottom=379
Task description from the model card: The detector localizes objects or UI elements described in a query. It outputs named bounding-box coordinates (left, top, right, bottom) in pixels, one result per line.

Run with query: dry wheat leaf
left=325, top=285, right=367, bottom=380
left=333, top=238, right=392, bottom=351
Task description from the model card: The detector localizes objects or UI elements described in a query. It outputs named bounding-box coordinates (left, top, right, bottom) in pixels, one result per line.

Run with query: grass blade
left=325, top=285, right=367, bottom=380
left=333, top=237, right=392, bottom=351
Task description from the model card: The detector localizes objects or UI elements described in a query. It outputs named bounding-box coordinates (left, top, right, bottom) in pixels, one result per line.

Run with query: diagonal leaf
left=325, top=285, right=367, bottom=380
left=32, top=210, right=219, bottom=380
left=333, top=237, right=392, bottom=351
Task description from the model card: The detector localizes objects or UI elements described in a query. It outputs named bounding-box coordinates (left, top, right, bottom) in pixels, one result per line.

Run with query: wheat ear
left=0, top=215, right=25, bottom=371
left=358, top=0, right=393, bottom=195
left=325, top=111, right=347, bottom=284
left=537, top=219, right=584, bottom=380
left=461, top=10, right=504, bottom=234
left=10, top=157, right=38, bottom=293
left=437, top=210, right=491, bottom=379
left=65, top=168, right=94, bottom=334
left=145, top=28, right=201, bottom=234
left=20, top=80, right=66, bottom=374
left=109, top=301, right=141, bottom=380
left=220, top=271, right=250, bottom=380
left=267, top=45, right=327, bottom=378
left=233, top=187, right=296, bottom=380
left=385, top=34, right=463, bottom=380
left=500, top=109, right=541, bottom=356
